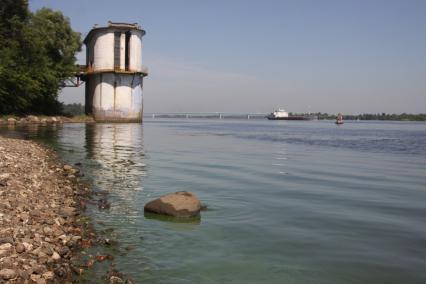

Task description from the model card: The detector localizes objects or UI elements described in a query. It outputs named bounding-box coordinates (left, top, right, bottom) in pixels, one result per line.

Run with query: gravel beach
left=0, top=136, right=92, bottom=283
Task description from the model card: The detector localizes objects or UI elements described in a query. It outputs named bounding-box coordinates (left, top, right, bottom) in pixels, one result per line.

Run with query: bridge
left=144, top=112, right=268, bottom=120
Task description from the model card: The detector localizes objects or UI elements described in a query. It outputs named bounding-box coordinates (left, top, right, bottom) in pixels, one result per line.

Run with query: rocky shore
left=0, top=115, right=94, bottom=125
left=0, top=136, right=92, bottom=283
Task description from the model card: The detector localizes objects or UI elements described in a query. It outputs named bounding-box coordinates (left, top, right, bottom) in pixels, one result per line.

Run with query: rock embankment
left=0, top=115, right=94, bottom=125
left=0, top=136, right=91, bottom=283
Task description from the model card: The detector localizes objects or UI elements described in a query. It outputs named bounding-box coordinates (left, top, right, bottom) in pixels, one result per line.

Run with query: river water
left=1, top=119, right=426, bottom=283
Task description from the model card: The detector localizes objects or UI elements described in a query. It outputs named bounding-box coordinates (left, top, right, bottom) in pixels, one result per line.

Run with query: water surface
left=1, top=119, right=426, bottom=283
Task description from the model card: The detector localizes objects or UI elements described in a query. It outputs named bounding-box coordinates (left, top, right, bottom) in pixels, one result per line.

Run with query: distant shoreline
left=144, top=113, right=426, bottom=121
left=1, top=113, right=425, bottom=123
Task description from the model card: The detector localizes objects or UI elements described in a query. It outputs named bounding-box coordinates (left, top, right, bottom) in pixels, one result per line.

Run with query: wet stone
left=144, top=191, right=202, bottom=218
left=109, top=276, right=125, bottom=284
left=63, top=165, right=73, bottom=171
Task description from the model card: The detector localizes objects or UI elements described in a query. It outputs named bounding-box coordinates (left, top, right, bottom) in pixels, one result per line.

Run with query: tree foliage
left=0, top=0, right=81, bottom=115
left=62, top=103, right=85, bottom=116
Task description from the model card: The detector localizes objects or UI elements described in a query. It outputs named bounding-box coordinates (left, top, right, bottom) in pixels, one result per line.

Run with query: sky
left=29, top=0, right=426, bottom=114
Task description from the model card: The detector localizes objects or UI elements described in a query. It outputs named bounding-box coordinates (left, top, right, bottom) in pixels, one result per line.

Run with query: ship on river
left=266, top=108, right=316, bottom=120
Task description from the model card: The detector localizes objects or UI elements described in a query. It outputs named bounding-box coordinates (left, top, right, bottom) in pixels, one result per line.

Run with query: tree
left=0, top=1, right=81, bottom=115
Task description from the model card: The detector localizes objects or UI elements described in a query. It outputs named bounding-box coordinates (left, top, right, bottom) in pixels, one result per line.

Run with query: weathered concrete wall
left=92, top=32, right=115, bottom=70
left=130, top=32, right=143, bottom=71
left=84, top=24, right=146, bottom=123
left=88, top=73, right=143, bottom=122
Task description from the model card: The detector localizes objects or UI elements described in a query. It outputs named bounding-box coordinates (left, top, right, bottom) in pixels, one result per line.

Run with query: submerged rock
left=109, top=276, right=124, bottom=284
left=144, top=191, right=201, bottom=218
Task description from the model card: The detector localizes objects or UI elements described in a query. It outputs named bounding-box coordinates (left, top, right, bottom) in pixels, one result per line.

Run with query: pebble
left=63, top=164, right=73, bottom=171
left=0, top=137, right=94, bottom=282
left=0, top=243, right=12, bottom=250
left=0, top=268, right=17, bottom=280
left=15, top=243, right=25, bottom=253
left=52, top=251, right=61, bottom=260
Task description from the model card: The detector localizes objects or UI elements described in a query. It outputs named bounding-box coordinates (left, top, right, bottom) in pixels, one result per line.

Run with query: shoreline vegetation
left=308, top=112, right=426, bottom=121
left=0, top=1, right=81, bottom=116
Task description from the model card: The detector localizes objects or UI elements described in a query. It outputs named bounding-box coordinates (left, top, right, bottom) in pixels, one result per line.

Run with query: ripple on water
left=1, top=120, right=426, bottom=283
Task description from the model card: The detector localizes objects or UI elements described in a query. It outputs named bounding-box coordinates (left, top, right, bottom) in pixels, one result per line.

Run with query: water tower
left=82, top=22, right=148, bottom=122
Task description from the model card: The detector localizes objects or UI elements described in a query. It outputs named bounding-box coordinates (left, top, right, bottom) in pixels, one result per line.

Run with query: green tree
left=0, top=1, right=81, bottom=115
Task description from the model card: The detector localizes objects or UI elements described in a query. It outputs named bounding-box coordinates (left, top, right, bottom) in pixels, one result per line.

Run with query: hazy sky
left=29, top=0, right=426, bottom=114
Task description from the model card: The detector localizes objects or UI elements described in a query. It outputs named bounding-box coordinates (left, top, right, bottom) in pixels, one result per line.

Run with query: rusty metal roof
left=83, top=21, right=146, bottom=44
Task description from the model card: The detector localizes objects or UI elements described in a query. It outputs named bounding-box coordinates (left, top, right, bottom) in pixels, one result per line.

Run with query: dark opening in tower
left=125, top=31, right=131, bottom=71
left=114, top=32, right=121, bottom=69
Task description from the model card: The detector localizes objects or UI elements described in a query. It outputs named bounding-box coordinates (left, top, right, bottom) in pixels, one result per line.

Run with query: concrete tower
left=83, top=22, right=148, bottom=122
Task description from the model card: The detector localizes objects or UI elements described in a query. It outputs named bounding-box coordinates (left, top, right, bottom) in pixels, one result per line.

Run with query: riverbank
left=0, top=136, right=93, bottom=283
left=0, top=115, right=94, bottom=125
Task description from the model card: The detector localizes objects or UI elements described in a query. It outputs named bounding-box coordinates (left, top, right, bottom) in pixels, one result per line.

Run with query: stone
left=0, top=173, right=11, bottom=181
left=22, top=242, right=33, bottom=251
left=0, top=249, right=9, bottom=257
left=60, top=207, right=75, bottom=217
left=30, top=274, right=41, bottom=282
left=15, top=243, right=25, bottom=253
left=0, top=268, right=17, bottom=280
left=42, top=271, right=54, bottom=280
left=32, top=265, right=46, bottom=275
left=19, top=270, right=30, bottom=280
left=63, top=165, right=73, bottom=171
left=30, top=209, right=41, bottom=217
left=7, top=118, right=17, bottom=124
left=0, top=237, right=13, bottom=245
left=109, top=276, right=125, bottom=284
left=58, top=246, right=70, bottom=256
left=144, top=191, right=202, bottom=217
left=27, top=115, right=40, bottom=123
left=52, top=251, right=61, bottom=260
left=43, top=226, right=53, bottom=235
left=0, top=243, right=12, bottom=250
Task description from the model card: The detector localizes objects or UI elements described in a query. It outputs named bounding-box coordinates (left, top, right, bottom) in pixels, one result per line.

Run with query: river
left=1, top=119, right=426, bottom=283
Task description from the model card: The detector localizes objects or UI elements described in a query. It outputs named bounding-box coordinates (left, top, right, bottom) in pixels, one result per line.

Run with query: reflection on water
left=84, top=124, right=146, bottom=219
left=0, top=123, right=149, bottom=281
left=144, top=212, right=201, bottom=225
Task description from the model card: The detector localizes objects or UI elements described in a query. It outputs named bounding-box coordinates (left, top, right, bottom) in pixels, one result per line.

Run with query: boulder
left=27, top=115, right=40, bottom=123
left=144, top=191, right=201, bottom=218
left=7, top=118, right=16, bottom=124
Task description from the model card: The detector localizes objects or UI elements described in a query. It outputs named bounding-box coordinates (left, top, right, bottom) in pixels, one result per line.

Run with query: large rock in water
left=144, top=191, right=201, bottom=217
